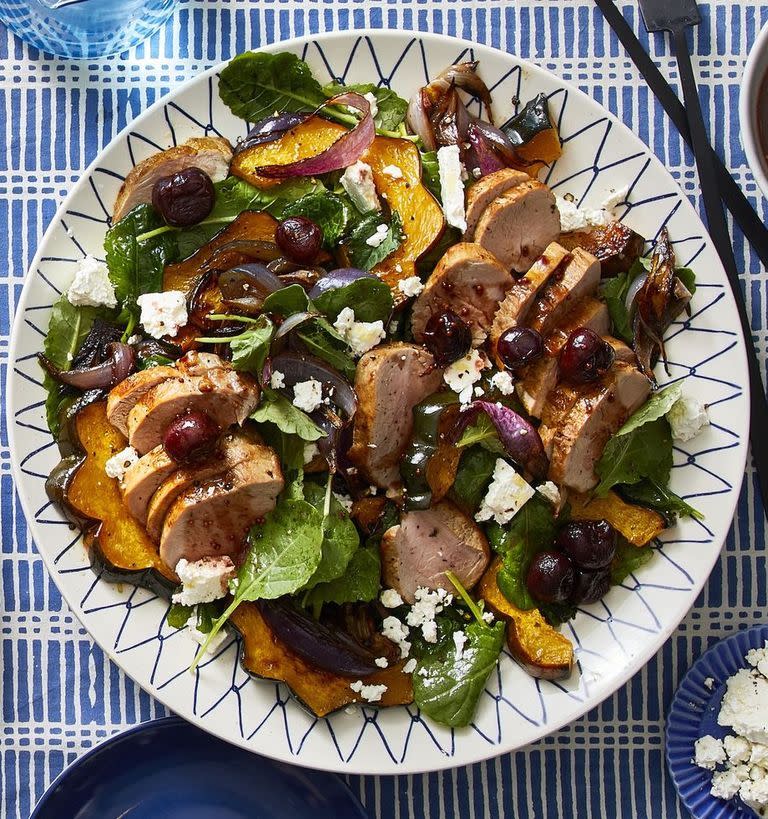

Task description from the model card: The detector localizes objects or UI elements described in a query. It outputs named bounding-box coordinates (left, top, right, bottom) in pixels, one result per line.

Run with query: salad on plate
left=40, top=51, right=708, bottom=727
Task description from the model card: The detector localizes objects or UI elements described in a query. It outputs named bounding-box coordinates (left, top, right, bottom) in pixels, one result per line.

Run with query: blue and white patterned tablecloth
left=1, top=1, right=767, bottom=816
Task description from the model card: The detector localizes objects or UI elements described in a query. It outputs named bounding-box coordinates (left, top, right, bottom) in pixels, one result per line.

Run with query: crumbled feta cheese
left=380, top=588, right=404, bottom=609
left=303, top=442, right=319, bottom=465
left=747, top=644, right=768, bottom=678
left=402, top=658, right=417, bottom=674
left=270, top=370, right=286, bottom=389
left=333, top=306, right=386, bottom=356
left=374, top=657, right=389, bottom=669
left=443, top=349, right=487, bottom=401
left=397, top=276, right=424, bottom=298
left=382, top=615, right=411, bottom=658
left=340, top=160, right=380, bottom=213
left=476, top=459, right=535, bottom=525
left=104, top=446, right=139, bottom=481
left=172, top=557, right=236, bottom=606
left=453, top=630, right=468, bottom=660
left=710, top=767, right=744, bottom=800
left=292, top=378, right=324, bottom=413
left=667, top=394, right=709, bottom=442
left=600, top=185, right=630, bottom=212
left=725, top=735, right=753, bottom=764
left=365, top=223, right=390, bottom=248
left=333, top=492, right=354, bottom=512
left=382, top=164, right=403, bottom=179
left=556, top=196, right=613, bottom=233
left=473, top=386, right=485, bottom=398
left=137, top=290, right=188, bottom=339
left=694, top=735, right=727, bottom=771
left=705, top=677, right=715, bottom=690
left=537, top=481, right=561, bottom=507
left=437, top=144, right=467, bottom=231
left=67, top=255, right=117, bottom=309
left=186, top=623, right=229, bottom=655
left=363, top=92, right=378, bottom=117
left=751, top=744, right=768, bottom=768
left=489, top=370, right=515, bottom=396
left=405, top=587, right=452, bottom=644
left=481, top=610, right=495, bottom=624
left=741, top=778, right=768, bottom=814
left=350, top=679, right=387, bottom=702
left=718, top=668, right=768, bottom=744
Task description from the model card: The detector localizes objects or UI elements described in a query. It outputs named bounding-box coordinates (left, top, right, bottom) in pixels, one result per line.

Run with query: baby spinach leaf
left=219, top=51, right=329, bottom=123
left=345, top=210, right=405, bottom=270
left=228, top=315, right=274, bottom=375
left=313, top=277, right=394, bottom=323
left=450, top=446, right=497, bottom=514
left=280, top=191, right=352, bottom=245
left=302, top=481, right=360, bottom=588
left=167, top=603, right=194, bottom=629
left=262, top=284, right=311, bottom=318
left=322, top=81, right=408, bottom=133
left=412, top=620, right=505, bottom=727
left=617, top=382, right=683, bottom=435
left=600, top=270, right=634, bottom=344
left=420, top=150, right=442, bottom=200
left=256, top=423, right=307, bottom=473
left=539, top=601, right=577, bottom=627
left=104, top=203, right=179, bottom=313
left=295, top=320, right=357, bottom=380
left=617, top=479, right=703, bottom=522
left=302, top=545, right=380, bottom=608
left=457, top=413, right=506, bottom=456
left=610, top=538, right=654, bottom=585
left=676, top=266, right=697, bottom=295
left=138, top=354, right=174, bottom=370
left=250, top=386, right=326, bottom=441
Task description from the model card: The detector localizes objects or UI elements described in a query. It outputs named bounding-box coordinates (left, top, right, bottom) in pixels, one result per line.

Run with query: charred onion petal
left=406, top=89, right=437, bottom=151
left=71, top=319, right=123, bottom=370
left=307, top=267, right=375, bottom=300
left=219, top=263, right=283, bottom=311
left=454, top=400, right=548, bottom=479
left=273, top=311, right=316, bottom=339
left=188, top=270, right=244, bottom=335
left=256, top=92, right=375, bottom=179
left=271, top=351, right=357, bottom=420
left=39, top=342, right=135, bottom=390
left=205, top=240, right=284, bottom=270
left=624, top=271, right=648, bottom=313
left=133, top=337, right=183, bottom=360
left=236, top=112, right=310, bottom=152
left=470, top=118, right=521, bottom=166
left=433, top=61, right=494, bottom=122
left=429, top=83, right=472, bottom=148
left=466, top=122, right=506, bottom=177
left=258, top=599, right=379, bottom=677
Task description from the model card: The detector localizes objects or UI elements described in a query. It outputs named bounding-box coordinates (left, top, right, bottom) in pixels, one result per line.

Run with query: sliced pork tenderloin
left=559, top=220, right=645, bottom=276
left=121, top=445, right=177, bottom=524
left=464, top=168, right=530, bottom=241
left=106, top=366, right=181, bottom=436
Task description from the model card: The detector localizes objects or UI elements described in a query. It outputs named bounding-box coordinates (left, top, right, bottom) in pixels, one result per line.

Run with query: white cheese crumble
left=374, top=657, right=389, bottom=669
left=365, top=223, right=390, bottom=248
left=363, top=92, right=378, bottom=118
left=694, top=735, right=727, bottom=771
left=667, top=394, right=710, bottom=442
left=333, top=306, right=386, bottom=357
left=270, top=370, right=286, bottom=389
left=405, top=587, right=452, bottom=644
left=380, top=588, right=404, bottom=609
left=332, top=492, right=354, bottom=512
left=303, top=442, right=319, bottom=465
left=719, top=667, right=768, bottom=744
left=556, top=196, right=613, bottom=233
left=537, top=481, right=562, bottom=507
left=705, top=677, right=715, bottom=690
left=476, top=459, right=535, bottom=525
left=186, top=622, right=229, bottom=655
left=382, top=615, right=411, bottom=658
left=481, top=610, right=495, bottom=624
left=340, top=160, right=380, bottom=213
left=172, top=557, right=236, bottom=606
left=292, top=378, right=324, bottom=413
left=397, top=276, right=424, bottom=298
left=600, top=184, right=630, bottom=212
left=67, top=255, right=117, bottom=309
left=443, top=349, right=487, bottom=406
left=350, top=679, right=387, bottom=702
left=489, top=370, right=515, bottom=396
left=137, top=290, right=188, bottom=339
left=402, top=658, right=417, bottom=674
left=104, top=446, right=139, bottom=481
left=748, top=645, right=768, bottom=678
left=437, top=144, right=467, bottom=231
left=725, top=735, right=753, bottom=765
left=453, top=630, right=468, bottom=661
left=382, top=164, right=403, bottom=179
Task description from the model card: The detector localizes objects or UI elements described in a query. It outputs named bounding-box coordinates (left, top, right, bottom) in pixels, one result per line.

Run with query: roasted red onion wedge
left=39, top=342, right=135, bottom=390
left=236, top=112, right=310, bottom=152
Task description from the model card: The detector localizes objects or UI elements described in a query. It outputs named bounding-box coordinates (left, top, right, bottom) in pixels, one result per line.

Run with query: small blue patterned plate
left=30, top=716, right=369, bottom=819
left=666, top=624, right=768, bottom=819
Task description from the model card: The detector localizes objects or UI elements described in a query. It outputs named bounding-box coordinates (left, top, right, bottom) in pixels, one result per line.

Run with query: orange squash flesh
left=479, top=558, right=573, bottom=681
left=163, top=210, right=279, bottom=294
left=231, top=602, right=413, bottom=717
left=512, top=129, right=563, bottom=178
left=230, top=117, right=348, bottom=189
left=363, top=136, right=445, bottom=293
left=68, top=401, right=176, bottom=583
left=569, top=491, right=665, bottom=547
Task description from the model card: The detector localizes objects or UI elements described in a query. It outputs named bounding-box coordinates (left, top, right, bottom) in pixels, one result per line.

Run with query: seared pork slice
left=106, top=366, right=181, bottom=436
left=348, top=343, right=443, bottom=490
left=145, top=430, right=260, bottom=541
left=516, top=299, right=610, bottom=417
left=606, top=336, right=636, bottom=364
left=381, top=501, right=491, bottom=604
left=527, top=248, right=601, bottom=338
left=474, top=180, right=561, bottom=272
left=127, top=369, right=260, bottom=454
left=548, top=363, right=651, bottom=492
left=113, top=137, right=232, bottom=222
left=159, top=444, right=283, bottom=569
left=464, top=168, right=529, bottom=241
left=121, top=446, right=177, bottom=524
left=489, top=242, right=570, bottom=350
left=411, top=243, right=512, bottom=345
left=175, top=350, right=230, bottom=378
left=559, top=221, right=645, bottom=275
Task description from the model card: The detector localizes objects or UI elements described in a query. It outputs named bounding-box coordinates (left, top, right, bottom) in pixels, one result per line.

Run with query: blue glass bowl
left=31, top=716, right=370, bottom=819
left=666, top=624, right=768, bottom=819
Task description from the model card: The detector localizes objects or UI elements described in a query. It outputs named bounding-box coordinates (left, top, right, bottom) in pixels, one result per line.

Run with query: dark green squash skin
left=502, top=93, right=556, bottom=147
left=45, top=390, right=177, bottom=600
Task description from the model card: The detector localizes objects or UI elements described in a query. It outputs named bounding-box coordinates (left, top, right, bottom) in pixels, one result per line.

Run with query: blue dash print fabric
left=1, top=2, right=767, bottom=817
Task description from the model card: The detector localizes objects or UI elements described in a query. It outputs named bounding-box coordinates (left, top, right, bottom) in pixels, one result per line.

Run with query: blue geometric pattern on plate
left=666, top=624, right=768, bottom=819
left=6, top=30, right=749, bottom=774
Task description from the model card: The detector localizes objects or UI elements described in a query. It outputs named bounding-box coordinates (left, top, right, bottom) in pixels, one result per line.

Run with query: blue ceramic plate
left=666, top=624, right=768, bottom=819
left=31, top=716, right=369, bottom=819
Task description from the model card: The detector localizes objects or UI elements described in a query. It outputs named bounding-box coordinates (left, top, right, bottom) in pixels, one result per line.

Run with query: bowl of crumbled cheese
left=667, top=625, right=768, bottom=818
